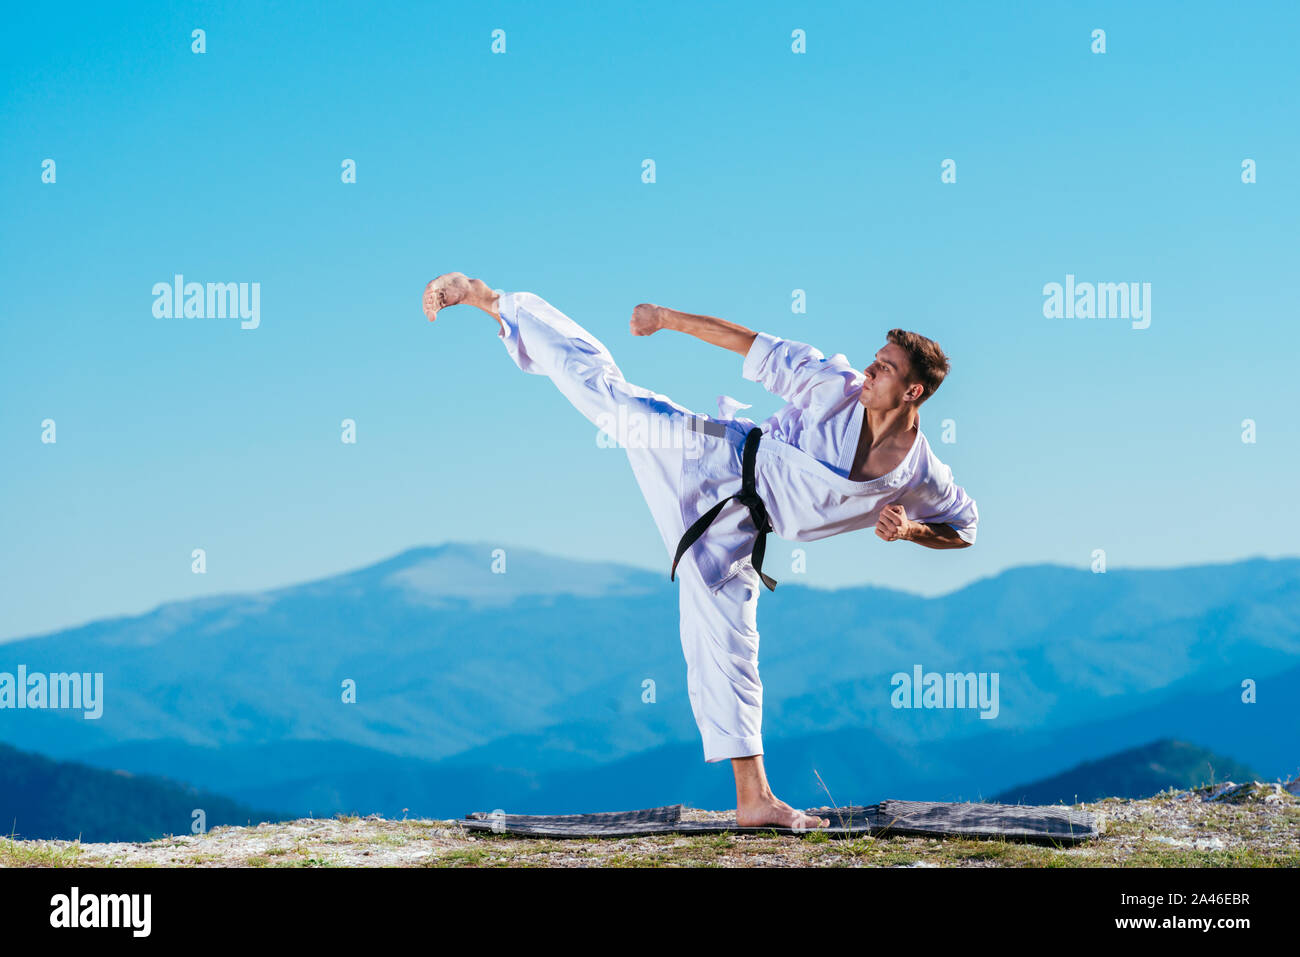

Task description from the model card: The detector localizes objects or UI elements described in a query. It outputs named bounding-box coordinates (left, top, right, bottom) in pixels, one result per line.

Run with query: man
left=423, top=271, right=979, bottom=829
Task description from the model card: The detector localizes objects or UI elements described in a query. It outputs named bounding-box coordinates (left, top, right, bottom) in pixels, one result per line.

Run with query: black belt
left=671, top=426, right=778, bottom=592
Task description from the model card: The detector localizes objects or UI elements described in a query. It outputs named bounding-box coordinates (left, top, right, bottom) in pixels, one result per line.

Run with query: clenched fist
left=630, top=303, right=665, bottom=336
left=876, top=504, right=916, bottom=542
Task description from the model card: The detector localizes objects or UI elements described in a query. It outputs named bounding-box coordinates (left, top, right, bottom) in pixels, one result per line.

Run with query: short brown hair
left=886, top=328, right=950, bottom=404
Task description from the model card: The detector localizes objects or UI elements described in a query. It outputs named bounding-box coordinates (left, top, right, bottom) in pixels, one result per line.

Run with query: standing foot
left=736, top=795, right=830, bottom=830
left=422, top=272, right=501, bottom=324
left=731, top=754, right=829, bottom=830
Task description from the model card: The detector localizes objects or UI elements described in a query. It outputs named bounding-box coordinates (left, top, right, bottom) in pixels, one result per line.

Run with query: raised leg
left=494, top=290, right=695, bottom=432
left=426, top=278, right=708, bottom=555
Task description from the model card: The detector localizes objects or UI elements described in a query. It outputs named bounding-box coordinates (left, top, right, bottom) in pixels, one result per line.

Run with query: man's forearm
left=658, top=307, right=757, bottom=357
left=903, top=522, right=971, bottom=549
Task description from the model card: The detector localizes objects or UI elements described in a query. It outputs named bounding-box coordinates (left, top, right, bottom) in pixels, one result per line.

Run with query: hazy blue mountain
left=0, top=544, right=1295, bottom=820
left=939, top=660, right=1300, bottom=793
left=992, top=739, right=1260, bottom=805
left=0, top=741, right=281, bottom=842
left=441, top=664, right=1299, bottom=817
left=0, top=543, right=692, bottom=764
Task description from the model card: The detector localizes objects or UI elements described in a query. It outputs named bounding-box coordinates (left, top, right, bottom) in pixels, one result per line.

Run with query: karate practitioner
left=423, top=272, right=979, bottom=830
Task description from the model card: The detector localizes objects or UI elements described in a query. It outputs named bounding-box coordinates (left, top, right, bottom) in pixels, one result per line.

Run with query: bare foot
left=423, top=272, right=470, bottom=321
left=422, top=273, right=500, bottom=323
left=736, top=795, right=830, bottom=830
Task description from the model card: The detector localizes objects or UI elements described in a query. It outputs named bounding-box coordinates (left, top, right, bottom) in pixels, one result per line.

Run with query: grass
left=0, top=837, right=85, bottom=868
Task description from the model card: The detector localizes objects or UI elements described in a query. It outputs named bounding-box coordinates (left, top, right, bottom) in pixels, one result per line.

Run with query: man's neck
left=862, top=405, right=918, bottom=450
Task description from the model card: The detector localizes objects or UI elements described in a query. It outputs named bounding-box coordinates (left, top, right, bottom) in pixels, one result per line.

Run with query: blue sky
left=2, top=0, right=1297, bottom=641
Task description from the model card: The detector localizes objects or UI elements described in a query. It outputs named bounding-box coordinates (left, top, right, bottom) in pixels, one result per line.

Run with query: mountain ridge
left=1, top=545, right=1294, bottom=821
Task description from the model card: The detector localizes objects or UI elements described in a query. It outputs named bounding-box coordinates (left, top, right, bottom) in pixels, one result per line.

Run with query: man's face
left=858, top=342, right=916, bottom=410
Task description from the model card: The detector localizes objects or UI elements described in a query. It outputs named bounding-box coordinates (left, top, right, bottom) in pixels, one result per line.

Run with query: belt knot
left=670, top=426, right=777, bottom=591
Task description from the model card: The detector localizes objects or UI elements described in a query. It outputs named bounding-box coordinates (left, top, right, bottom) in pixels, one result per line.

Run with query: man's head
left=859, top=329, right=950, bottom=411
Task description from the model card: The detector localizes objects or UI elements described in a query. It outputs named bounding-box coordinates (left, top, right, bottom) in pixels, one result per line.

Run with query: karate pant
left=496, top=290, right=764, bottom=763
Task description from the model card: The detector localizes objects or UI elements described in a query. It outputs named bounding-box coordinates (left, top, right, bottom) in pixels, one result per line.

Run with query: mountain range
left=0, top=543, right=1295, bottom=825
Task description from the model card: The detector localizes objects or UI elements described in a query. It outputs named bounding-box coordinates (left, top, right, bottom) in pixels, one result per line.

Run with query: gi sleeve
left=741, top=332, right=860, bottom=410
left=909, top=460, right=979, bottom=545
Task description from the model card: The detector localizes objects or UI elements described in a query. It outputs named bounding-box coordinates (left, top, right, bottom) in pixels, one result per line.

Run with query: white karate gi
left=496, top=291, right=979, bottom=763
